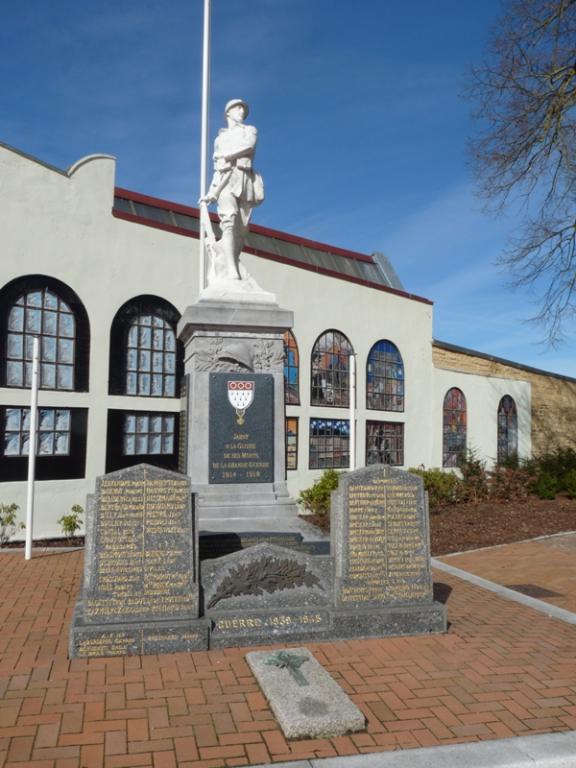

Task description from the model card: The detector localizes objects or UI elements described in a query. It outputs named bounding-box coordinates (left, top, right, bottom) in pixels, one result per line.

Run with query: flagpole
left=199, top=0, right=211, bottom=292
left=349, top=353, right=356, bottom=470
left=25, top=336, right=40, bottom=561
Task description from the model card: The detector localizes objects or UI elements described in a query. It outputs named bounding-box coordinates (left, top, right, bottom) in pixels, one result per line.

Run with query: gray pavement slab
left=250, top=730, right=576, bottom=767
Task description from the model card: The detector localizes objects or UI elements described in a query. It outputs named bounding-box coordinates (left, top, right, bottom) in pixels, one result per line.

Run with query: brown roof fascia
left=113, top=187, right=433, bottom=306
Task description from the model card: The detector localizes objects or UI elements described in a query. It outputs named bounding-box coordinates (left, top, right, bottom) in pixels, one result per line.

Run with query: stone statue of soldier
left=199, top=99, right=264, bottom=284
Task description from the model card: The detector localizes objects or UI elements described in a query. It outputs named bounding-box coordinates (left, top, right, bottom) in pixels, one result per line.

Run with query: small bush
left=0, top=503, right=24, bottom=546
left=533, top=472, right=557, bottom=500
left=459, top=450, right=490, bottom=503
left=408, top=468, right=463, bottom=511
left=58, top=504, right=84, bottom=538
left=489, top=465, right=532, bottom=501
left=298, top=469, right=340, bottom=516
left=563, top=468, right=576, bottom=499
left=498, top=452, right=519, bottom=470
left=536, top=448, right=576, bottom=490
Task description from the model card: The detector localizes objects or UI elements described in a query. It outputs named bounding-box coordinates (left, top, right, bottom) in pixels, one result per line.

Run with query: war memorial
left=69, top=99, right=446, bottom=660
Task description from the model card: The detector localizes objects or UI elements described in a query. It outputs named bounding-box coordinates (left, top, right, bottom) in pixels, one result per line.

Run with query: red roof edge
left=112, top=189, right=434, bottom=307
left=114, top=186, right=374, bottom=264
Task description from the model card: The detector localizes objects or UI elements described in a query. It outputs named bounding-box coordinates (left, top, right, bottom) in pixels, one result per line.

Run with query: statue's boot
left=220, top=228, right=241, bottom=279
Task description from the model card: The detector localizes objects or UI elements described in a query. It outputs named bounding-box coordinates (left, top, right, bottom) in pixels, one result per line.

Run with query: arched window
left=366, top=340, right=404, bottom=411
left=443, top=388, right=466, bottom=468
left=0, top=276, right=90, bottom=391
left=109, top=296, right=182, bottom=397
left=310, top=330, right=353, bottom=407
left=283, top=331, right=299, bottom=405
left=126, top=315, right=176, bottom=397
left=497, top=395, right=518, bottom=464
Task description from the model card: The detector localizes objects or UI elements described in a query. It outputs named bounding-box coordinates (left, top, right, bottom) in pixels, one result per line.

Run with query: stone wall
left=433, top=343, right=576, bottom=457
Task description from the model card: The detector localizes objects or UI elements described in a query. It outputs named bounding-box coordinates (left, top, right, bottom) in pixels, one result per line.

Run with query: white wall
left=432, top=367, right=531, bottom=468
left=0, top=143, right=532, bottom=538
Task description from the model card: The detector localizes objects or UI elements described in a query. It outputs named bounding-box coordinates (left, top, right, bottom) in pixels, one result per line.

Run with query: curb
left=431, top=558, right=576, bottom=624
left=250, top=730, right=576, bottom=767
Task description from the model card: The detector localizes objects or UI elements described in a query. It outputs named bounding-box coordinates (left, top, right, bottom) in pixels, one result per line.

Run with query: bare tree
left=469, top=0, right=576, bottom=343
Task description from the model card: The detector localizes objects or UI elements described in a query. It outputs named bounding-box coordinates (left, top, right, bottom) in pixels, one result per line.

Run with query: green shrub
left=459, top=450, right=490, bottom=503
left=563, top=468, right=576, bottom=499
left=536, top=448, right=576, bottom=490
left=408, top=468, right=463, bottom=511
left=0, top=503, right=24, bottom=546
left=58, top=504, right=84, bottom=538
left=533, top=472, right=557, bottom=500
left=297, top=469, right=340, bottom=516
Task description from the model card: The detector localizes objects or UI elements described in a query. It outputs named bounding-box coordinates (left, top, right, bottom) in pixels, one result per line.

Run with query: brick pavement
left=0, top=548, right=575, bottom=768
left=438, top=532, right=576, bottom=613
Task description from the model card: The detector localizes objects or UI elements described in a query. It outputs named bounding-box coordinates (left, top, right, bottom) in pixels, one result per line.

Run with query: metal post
left=199, top=0, right=211, bottom=292
left=349, top=353, right=356, bottom=470
left=25, top=336, right=40, bottom=561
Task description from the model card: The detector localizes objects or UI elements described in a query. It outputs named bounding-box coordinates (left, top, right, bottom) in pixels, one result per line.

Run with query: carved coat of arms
left=228, top=380, right=254, bottom=425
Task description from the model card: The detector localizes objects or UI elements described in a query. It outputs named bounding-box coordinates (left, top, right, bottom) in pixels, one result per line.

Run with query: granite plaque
left=209, top=372, right=274, bottom=484
left=247, top=648, right=365, bottom=739
left=202, top=543, right=334, bottom=647
left=69, top=464, right=209, bottom=657
left=332, top=465, right=434, bottom=608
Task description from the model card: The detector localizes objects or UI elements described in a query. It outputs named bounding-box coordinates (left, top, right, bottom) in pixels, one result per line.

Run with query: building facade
left=2, top=142, right=570, bottom=537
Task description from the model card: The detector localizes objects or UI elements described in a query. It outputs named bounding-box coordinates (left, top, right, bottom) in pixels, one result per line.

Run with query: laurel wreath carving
left=253, top=340, right=284, bottom=372
left=207, top=556, right=323, bottom=609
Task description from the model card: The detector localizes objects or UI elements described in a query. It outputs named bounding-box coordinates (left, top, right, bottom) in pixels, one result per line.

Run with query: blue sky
left=2, top=0, right=575, bottom=376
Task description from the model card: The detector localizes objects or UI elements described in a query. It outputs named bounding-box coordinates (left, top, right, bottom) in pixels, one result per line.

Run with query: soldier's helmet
left=224, top=99, right=249, bottom=118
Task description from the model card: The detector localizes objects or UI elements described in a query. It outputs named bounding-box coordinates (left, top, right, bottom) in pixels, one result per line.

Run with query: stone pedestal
left=178, top=300, right=317, bottom=541
left=69, top=464, right=209, bottom=658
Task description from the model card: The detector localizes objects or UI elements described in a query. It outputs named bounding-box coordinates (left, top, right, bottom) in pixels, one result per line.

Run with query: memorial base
left=205, top=602, right=446, bottom=649
left=69, top=604, right=210, bottom=658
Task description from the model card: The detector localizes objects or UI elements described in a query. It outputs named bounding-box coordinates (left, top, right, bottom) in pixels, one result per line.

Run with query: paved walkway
left=0, top=542, right=575, bottom=767
left=438, top=533, right=576, bottom=613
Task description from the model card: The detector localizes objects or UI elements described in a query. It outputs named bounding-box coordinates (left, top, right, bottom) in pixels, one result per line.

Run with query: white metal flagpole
left=25, top=336, right=40, bottom=561
left=199, top=0, right=211, bottom=292
left=349, top=353, right=356, bottom=470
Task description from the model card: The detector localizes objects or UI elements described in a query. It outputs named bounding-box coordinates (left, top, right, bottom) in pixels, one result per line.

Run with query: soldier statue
left=199, top=99, right=264, bottom=283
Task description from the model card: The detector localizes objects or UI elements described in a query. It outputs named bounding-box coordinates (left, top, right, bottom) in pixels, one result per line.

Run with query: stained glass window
left=366, top=421, right=404, bottom=466
left=123, top=413, right=176, bottom=455
left=283, top=331, right=300, bottom=405
left=3, top=407, right=71, bottom=457
left=310, top=331, right=353, bottom=407
left=497, top=395, right=518, bottom=464
left=366, top=340, right=404, bottom=411
left=126, top=315, right=176, bottom=397
left=6, top=289, right=75, bottom=390
left=286, top=417, right=298, bottom=470
left=309, top=418, right=349, bottom=469
left=443, top=388, right=467, bottom=468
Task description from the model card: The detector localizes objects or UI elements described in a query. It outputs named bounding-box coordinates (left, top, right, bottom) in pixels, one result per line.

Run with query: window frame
left=366, top=340, right=405, bottom=412
left=108, top=295, right=182, bottom=398
left=309, top=417, right=350, bottom=469
left=283, top=331, right=300, bottom=405
left=0, top=406, right=88, bottom=481
left=106, top=409, right=180, bottom=473
left=0, top=275, right=90, bottom=392
left=310, top=330, right=353, bottom=408
left=285, top=416, right=298, bottom=471
left=442, top=387, right=467, bottom=468
left=365, top=420, right=404, bottom=466
left=497, top=395, right=518, bottom=464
